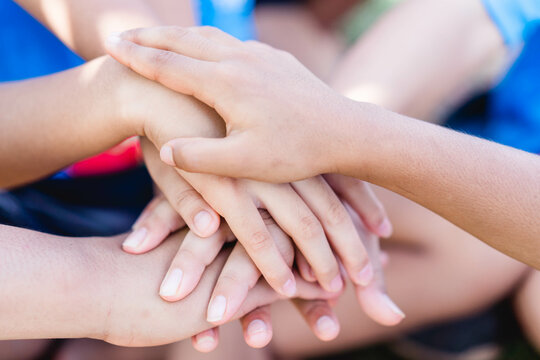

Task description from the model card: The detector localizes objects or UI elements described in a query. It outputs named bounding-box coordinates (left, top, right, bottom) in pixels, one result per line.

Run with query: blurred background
left=1, top=0, right=539, bottom=359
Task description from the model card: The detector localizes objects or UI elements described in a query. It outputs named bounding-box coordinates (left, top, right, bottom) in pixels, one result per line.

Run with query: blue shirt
left=476, top=0, right=540, bottom=153
left=482, top=0, right=540, bottom=47
left=0, top=0, right=83, bottom=81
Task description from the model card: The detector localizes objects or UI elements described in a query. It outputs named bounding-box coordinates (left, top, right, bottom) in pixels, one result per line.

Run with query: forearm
left=0, top=225, right=105, bottom=339
left=343, top=102, right=540, bottom=267
left=14, top=0, right=195, bottom=60
left=0, top=226, right=281, bottom=344
left=332, top=0, right=505, bottom=120
left=0, top=57, right=134, bottom=188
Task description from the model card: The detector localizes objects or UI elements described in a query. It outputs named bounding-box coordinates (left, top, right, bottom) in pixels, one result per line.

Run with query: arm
left=0, top=224, right=330, bottom=344
left=0, top=56, right=222, bottom=188
left=332, top=0, right=506, bottom=120
left=104, top=26, right=540, bottom=268
left=13, top=0, right=195, bottom=60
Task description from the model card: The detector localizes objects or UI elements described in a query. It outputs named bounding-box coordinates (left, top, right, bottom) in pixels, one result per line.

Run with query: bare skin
left=105, top=21, right=540, bottom=269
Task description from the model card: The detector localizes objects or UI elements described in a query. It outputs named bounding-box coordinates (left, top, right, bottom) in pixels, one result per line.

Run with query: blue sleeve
left=482, top=0, right=540, bottom=46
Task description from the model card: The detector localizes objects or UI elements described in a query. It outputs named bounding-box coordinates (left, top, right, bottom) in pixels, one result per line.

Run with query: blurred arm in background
left=332, top=0, right=508, bottom=121
left=13, top=0, right=195, bottom=60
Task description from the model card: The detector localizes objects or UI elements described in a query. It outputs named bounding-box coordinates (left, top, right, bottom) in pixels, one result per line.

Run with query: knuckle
left=248, top=230, right=272, bottom=252
left=299, top=215, right=324, bottom=240
left=303, top=301, right=329, bottom=319
left=366, top=211, right=386, bottom=227
left=325, top=201, right=349, bottom=227
left=258, top=209, right=275, bottom=226
left=149, top=51, right=175, bottom=82
left=219, top=271, right=256, bottom=293
left=173, top=187, right=201, bottom=212
left=316, top=262, right=338, bottom=279
left=215, top=63, right=243, bottom=84
left=176, top=247, right=204, bottom=267
left=196, top=25, right=221, bottom=37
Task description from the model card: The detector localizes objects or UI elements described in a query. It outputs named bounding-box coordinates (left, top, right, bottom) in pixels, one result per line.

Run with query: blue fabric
left=449, top=25, right=540, bottom=154
left=195, top=0, right=257, bottom=40
left=0, top=0, right=150, bottom=236
left=0, top=0, right=83, bottom=81
left=486, top=25, right=540, bottom=153
left=482, top=0, right=540, bottom=47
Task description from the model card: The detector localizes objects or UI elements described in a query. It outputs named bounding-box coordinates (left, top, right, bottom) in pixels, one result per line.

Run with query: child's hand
left=128, top=158, right=403, bottom=326
left=106, top=26, right=361, bottom=183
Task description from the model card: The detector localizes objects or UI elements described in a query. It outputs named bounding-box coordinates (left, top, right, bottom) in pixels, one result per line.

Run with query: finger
left=346, top=204, right=405, bottom=326
left=207, top=214, right=295, bottom=324
left=257, top=183, right=342, bottom=293
left=191, top=327, right=219, bottom=353
left=131, top=196, right=162, bottom=229
left=236, top=272, right=338, bottom=322
left=296, top=249, right=317, bottom=282
left=160, top=224, right=234, bottom=301
left=292, top=177, right=373, bottom=287
left=293, top=299, right=340, bottom=341
left=240, top=306, right=273, bottom=349
left=356, top=282, right=405, bottom=327
left=160, top=135, right=252, bottom=178
left=206, top=243, right=259, bottom=324
left=218, top=195, right=297, bottom=298
left=122, top=196, right=185, bottom=254
left=105, top=34, right=214, bottom=100
left=118, top=26, right=233, bottom=62
left=325, top=174, right=392, bottom=238
left=142, top=138, right=220, bottom=238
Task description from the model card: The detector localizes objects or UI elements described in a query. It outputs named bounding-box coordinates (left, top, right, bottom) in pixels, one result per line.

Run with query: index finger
left=105, top=33, right=215, bottom=101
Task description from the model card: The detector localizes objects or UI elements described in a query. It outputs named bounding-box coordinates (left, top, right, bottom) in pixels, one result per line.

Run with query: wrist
left=101, top=56, right=147, bottom=137
left=332, top=100, right=395, bottom=181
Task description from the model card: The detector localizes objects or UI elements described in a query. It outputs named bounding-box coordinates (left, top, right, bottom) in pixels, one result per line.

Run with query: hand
left=112, top=58, right=391, bottom=314
left=106, top=26, right=362, bottom=182
left=128, top=139, right=379, bottom=300
left=151, top=171, right=375, bottom=302
left=88, top=231, right=335, bottom=347
left=127, top=183, right=403, bottom=344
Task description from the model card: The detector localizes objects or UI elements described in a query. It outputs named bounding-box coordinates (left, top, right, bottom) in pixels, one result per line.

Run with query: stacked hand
left=102, top=26, right=404, bottom=350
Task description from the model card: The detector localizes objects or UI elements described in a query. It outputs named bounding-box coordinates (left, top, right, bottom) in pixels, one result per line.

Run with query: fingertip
left=355, top=263, right=374, bottom=287
left=160, top=144, right=176, bottom=166
left=376, top=218, right=393, bottom=238
left=159, top=268, right=184, bottom=301
left=315, top=315, right=340, bottom=341
left=245, top=319, right=272, bottom=348
left=281, top=277, right=297, bottom=297
left=192, top=329, right=219, bottom=353
left=193, top=210, right=220, bottom=238
left=105, top=32, right=122, bottom=51
left=357, top=286, right=405, bottom=327
left=121, top=227, right=148, bottom=253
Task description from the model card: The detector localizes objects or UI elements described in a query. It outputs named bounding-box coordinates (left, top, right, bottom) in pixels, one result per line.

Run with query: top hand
left=106, top=26, right=365, bottom=183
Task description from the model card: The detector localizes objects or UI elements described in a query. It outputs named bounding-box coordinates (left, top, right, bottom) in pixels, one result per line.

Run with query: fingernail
left=247, top=319, right=268, bottom=340
left=105, top=32, right=122, bottom=48
left=378, top=218, right=393, bottom=238
left=316, top=316, right=339, bottom=339
left=160, top=145, right=175, bottom=166
left=196, top=335, right=216, bottom=349
left=329, top=274, right=343, bottom=292
left=282, top=278, right=297, bottom=297
left=357, top=264, right=374, bottom=286
left=207, top=295, right=227, bottom=322
left=160, top=268, right=183, bottom=298
left=382, top=294, right=405, bottom=318
left=194, top=211, right=213, bottom=235
left=122, top=227, right=147, bottom=251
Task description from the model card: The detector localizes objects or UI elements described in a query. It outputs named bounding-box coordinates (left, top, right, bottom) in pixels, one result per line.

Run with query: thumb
left=160, top=136, right=250, bottom=177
